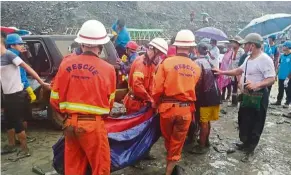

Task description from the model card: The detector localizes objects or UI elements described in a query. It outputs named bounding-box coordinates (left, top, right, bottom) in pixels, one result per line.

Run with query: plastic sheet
left=52, top=106, right=161, bottom=174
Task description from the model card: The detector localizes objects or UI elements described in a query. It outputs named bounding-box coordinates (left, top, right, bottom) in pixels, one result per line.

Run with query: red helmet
left=126, top=41, right=139, bottom=51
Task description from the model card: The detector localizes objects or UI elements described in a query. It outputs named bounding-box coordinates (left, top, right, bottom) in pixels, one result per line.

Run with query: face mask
left=223, top=48, right=227, bottom=52
left=247, top=44, right=254, bottom=55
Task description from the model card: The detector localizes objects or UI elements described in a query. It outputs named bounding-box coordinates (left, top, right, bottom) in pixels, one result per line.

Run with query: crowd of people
left=1, top=18, right=291, bottom=175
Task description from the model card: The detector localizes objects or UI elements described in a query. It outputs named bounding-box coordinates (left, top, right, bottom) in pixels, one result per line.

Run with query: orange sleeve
left=49, top=61, right=70, bottom=114
left=132, top=66, right=153, bottom=103
left=109, top=66, right=117, bottom=110
left=152, top=63, right=166, bottom=104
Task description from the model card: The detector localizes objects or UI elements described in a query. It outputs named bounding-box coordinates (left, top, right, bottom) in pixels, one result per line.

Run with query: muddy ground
left=1, top=84, right=291, bottom=175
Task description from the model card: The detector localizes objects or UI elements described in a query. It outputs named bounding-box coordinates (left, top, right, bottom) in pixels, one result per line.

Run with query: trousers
left=238, top=88, right=269, bottom=152
left=159, top=103, right=192, bottom=161
left=277, top=79, right=291, bottom=104
left=64, top=114, right=110, bottom=175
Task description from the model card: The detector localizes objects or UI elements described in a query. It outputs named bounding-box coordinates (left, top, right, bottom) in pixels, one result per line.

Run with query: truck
left=1, top=35, right=129, bottom=129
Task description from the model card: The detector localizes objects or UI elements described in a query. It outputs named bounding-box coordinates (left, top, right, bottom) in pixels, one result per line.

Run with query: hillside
left=1, top=1, right=291, bottom=36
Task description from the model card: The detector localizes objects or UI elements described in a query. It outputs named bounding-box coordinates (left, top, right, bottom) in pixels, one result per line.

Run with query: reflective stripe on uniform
left=50, top=90, right=59, bottom=100
left=109, top=91, right=116, bottom=104
left=59, top=102, right=110, bottom=115
left=133, top=71, right=144, bottom=78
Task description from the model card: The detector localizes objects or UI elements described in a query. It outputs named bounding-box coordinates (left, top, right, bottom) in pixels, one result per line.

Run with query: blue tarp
left=52, top=106, right=161, bottom=174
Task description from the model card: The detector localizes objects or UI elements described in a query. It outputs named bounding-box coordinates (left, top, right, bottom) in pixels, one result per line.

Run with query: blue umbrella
left=195, top=27, right=228, bottom=41
left=238, top=13, right=291, bottom=38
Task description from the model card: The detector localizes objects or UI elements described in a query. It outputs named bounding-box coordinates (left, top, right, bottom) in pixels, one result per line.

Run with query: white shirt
left=209, top=46, right=220, bottom=68
left=239, top=52, right=276, bottom=91
left=0, top=50, right=24, bottom=94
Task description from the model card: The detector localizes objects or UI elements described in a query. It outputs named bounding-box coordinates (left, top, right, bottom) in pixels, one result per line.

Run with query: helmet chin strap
left=144, top=49, right=159, bottom=65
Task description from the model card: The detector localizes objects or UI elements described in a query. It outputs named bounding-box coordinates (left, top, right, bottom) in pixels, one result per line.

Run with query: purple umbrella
left=195, top=27, right=228, bottom=41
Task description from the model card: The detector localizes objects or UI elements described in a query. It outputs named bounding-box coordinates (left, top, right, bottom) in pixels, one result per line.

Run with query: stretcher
left=52, top=106, right=161, bottom=174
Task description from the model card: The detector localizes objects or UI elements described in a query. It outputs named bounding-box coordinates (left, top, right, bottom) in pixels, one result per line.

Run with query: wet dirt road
left=1, top=86, right=291, bottom=175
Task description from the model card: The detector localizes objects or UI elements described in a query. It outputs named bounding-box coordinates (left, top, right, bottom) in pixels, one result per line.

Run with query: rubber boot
left=271, top=101, right=281, bottom=105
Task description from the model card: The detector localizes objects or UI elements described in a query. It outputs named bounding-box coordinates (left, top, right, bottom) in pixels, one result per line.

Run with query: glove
left=63, top=125, right=76, bottom=138
left=122, top=75, right=126, bottom=82
left=284, top=78, right=289, bottom=88
left=26, top=86, right=36, bottom=103
left=121, top=55, right=128, bottom=63
left=112, top=31, right=118, bottom=36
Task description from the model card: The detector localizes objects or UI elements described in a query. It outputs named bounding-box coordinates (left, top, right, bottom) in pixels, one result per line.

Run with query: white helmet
left=75, top=20, right=110, bottom=46
left=149, top=38, right=168, bottom=54
left=173, top=30, right=197, bottom=47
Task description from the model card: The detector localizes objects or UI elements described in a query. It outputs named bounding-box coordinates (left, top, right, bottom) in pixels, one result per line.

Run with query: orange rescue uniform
left=152, top=54, right=201, bottom=161
left=50, top=52, right=116, bottom=175
left=123, top=54, right=157, bottom=114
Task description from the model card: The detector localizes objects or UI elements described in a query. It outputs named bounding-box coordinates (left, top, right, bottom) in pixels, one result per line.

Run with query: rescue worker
left=124, top=37, right=168, bottom=115
left=50, top=20, right=116, bottom=175
left=152, top=30, right=201, bottom=175
left=123, top=37, right=168, bottom=169
left=6, top=33, right=37, bottom=143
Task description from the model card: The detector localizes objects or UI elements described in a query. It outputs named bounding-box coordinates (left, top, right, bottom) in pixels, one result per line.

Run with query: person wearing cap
left=1, top=32, right=50, bottom=159
left=189, top=42, right=221, bottom=154
left=6, top=34, right=37, bottom=104
left=208, top=39, right=220, bottom=68
left=152, top=30, right=201, bottom=175
left=213, top=33, right=276, bottom=162
left=50, top=20, right=116, bottom=174
left=6, top=33, right=38, bottom=144
left=272, top=41, right=291, bottom=108
left=229, top=36, right=245, bottom=106
left=124, top=37, right=168, bottom=115
left=238, top=39, right=252, bottom=67
left=112, top=18, right=131, bottom=58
